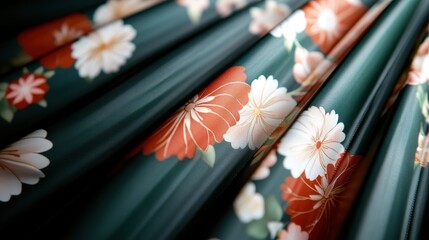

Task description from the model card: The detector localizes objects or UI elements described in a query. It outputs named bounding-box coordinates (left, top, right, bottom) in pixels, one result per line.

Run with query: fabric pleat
left=0, top=0, right=429, bottom=239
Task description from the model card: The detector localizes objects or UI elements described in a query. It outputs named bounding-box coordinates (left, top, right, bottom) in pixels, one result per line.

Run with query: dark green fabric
left=197, top=1, right=423, bottom=239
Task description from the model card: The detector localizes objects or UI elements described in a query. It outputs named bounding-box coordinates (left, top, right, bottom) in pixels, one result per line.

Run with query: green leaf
left=201, top=145, right=216, bottom=168
left=11, top=51, right=31, bottom=66
left=22, top=67, right=29, bottom=74
left=45, top=71, right=55, bottom=78
left=0, top=83, right=8, bottom=100
left=246, top=219, right=269, bottom=239
left=38, top=99, right=48, bottom=107
left=34, top=66, right=44, bottom=75
left=0, top=83, right=8, bottom=91
left=265, top=195, right=283, bottom=221
left=0, top=99, right=15, bottom=122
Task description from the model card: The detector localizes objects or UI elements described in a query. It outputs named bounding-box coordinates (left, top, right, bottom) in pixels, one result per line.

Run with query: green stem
left=294, top=38, right=303, bottom=49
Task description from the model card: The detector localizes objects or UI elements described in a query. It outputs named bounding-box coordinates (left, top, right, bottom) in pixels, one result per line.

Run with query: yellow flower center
left=254, top=108, right=262, bottom=116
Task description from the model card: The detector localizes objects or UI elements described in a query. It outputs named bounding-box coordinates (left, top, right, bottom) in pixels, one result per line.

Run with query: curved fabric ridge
left=0, top=0, right=262, bottom=148
left=40, top=0, right=380, bottom=239
left=0, top=0, right=166, bottom=74
left=342, top=24, right=429, bottom=240
left=0, top=0, right=308, bottom=237
left=195, top=1, right=426, bottom=239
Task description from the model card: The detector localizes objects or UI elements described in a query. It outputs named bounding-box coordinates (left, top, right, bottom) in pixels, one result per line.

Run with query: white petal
left=1, top=160, right=45, bottom=185
left=270, top=23, right=285, bottom=38
left=252, top=167, right=270, bottom=180
left=305, top=154, right=326, bottom=180
left=8, top=138, right=52, bottom=154
left=93, top=4, right=113, bottom=25
left=24, top=129, right=47, bottom=139
left=309, top=194, right=323, bottom=200
left=0, top=167, right=22, bottom=202
left=283, top=156, right=307, bottom=178
left=289, top=10, right=306, bottom=33
left=250, top=118, right=270, bottom=149
left=267, top=221, right=284, bottom=239
left=19, top=153, right=50, bottom=169
left=224, top=117, right=253, bottom=149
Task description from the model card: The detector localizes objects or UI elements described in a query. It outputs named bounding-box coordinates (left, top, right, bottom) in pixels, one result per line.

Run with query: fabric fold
left=0, top=0, right=260, bottom=148
left=36, top=0, right=381, bottom=239
left=0, top=0, right=166, bottom=74
left=192, top=1, right=426, bottom=239
left=342, top=24, right=429, bottom=240
left=0, top=0, right=308, bottom=237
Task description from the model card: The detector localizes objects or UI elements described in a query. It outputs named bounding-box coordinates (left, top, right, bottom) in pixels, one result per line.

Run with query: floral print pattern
left=177, top=0, right=210, bottom=24
left=71, top=20, right=137, bottom=79
left=278, top=222, right=309, bottom=240
left=0, top=67, right=54, bottom=122
left=279, top=106, right=345, bottom=180
left=293, top=47, right=324, bottom=84
left=234, top=182, right=265, bottom=223
left=224, top=75, right=297, bottom=150
left=216, top=0, right=248, bottom=17
left=407, top=37, right=429, bottom=85
left=18, top=14, right=92, bottom=62
left=252, top=149, right=277, bottom=180
left=249, top=1, right=290, bottom=35
left=53, top=24, right=84, bottom=46
left=270, top=9, right=306, bottom=50
left=0, top=129, right=52, bottom=202
left=302, top=0, right=365, bottom=52
left=281, top=153, right=359, bottom=237
left=142, top=66, right=250, bottom=160
left=5, top=74, right=49, bottom=110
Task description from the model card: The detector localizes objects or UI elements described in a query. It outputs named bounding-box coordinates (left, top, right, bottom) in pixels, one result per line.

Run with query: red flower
left=281, top=152, right=360, bottom=239
left=5, top=74, right=49, bottom=110
left=18, top=13, right=92, bottom=69
left=303, top=0, right=366, bottom=53
left=142, top=66, right=250, bottom=160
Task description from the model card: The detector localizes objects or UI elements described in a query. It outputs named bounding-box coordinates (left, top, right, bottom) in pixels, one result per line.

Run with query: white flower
left=234, top=182, right=265, bottom=223
left=71, top=20, right=136, bottom=79
left=270, top=10, right=306, bottom=50
left=0, top=130, right=52, bottom=202
left=307, top=175, right=343, bottom=210
left=94, top=0, right=162, bottom=25
left=279, top=106, right=345, bottom=180
left=224, top=75, right=297, bottom=150
left=252, top=149, right=277, bottom=180
left=293, top=47, right=324, bottom=84
left=278, top=222, right=309, bottom=240
left=249, top=1, right=290, bottom=35
left=53, top=24, right=84, bottom=46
